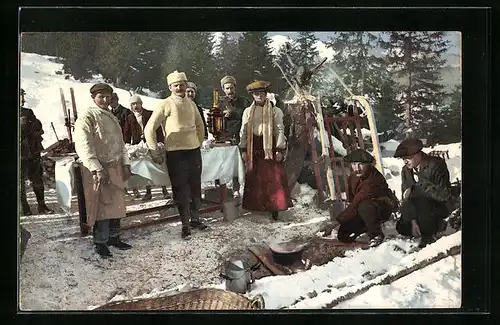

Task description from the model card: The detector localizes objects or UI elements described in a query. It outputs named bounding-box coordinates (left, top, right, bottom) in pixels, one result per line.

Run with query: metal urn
left=207, top=89, right=225, bottom=143
left=219, top=259, right=260, bottom=294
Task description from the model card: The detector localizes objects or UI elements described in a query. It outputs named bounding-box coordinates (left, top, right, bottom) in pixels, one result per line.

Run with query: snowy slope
left=19, top=52, right=461, bottom=311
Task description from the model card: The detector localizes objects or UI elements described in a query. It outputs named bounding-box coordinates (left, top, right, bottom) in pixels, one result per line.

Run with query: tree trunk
left=284, top=102, right=313, bottom=191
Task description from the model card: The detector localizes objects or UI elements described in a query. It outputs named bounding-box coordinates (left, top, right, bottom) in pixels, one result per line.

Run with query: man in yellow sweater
left=144, top=71, right=207, bottom=239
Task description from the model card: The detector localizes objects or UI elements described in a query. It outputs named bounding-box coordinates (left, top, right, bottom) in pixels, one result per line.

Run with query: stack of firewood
left=41, top=139, right=75, bottom=188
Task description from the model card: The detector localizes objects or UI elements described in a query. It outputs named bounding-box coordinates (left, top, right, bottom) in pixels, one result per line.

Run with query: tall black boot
left=20, top=183, right=32, bottom=216
left=33, top=185, right=54, bottom=214
left=142, top=186, right=153, bottom=201
left=176, top=202, right=192, bottom=240
left=189, top=198, right=208, bottom=230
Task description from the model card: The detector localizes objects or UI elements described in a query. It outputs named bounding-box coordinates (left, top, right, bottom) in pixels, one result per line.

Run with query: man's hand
left=241, top=152, right=248, bottom=163
left=123, top=164, right=132, bottom=181
left=93, top=170, right=109, bottom=191
left=403, top=187, right=412, bottom=201
left=149, top=149, right=164, bottom=165
left=275, top=151, right=284, bottom=162
left=411, top=219, right=421, bottom=237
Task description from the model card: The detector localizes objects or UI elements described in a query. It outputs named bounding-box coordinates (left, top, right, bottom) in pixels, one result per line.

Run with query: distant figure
left=186, top=81, right=208, bottom=139
left=144, top=71, right=207, bottom=240
left=122, top=94, right=170, bottom=201
left=20, top=88, right=54, bottom=215
left=109, top=92, right=131, bottom=137
left=239, top=81, right=291, bottom=221
left=394, top=138, right=452, bottom=248
left=74, top=83, right=133, bottom=258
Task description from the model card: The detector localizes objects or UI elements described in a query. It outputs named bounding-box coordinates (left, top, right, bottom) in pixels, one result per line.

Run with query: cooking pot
left=269, top=242, right=308, bottom=265
left=219, top=259, right=261, bottom=294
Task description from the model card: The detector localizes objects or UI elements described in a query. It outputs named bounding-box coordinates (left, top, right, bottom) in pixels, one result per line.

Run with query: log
left=322, top=244, right=461, bottom=309
left=285, top=241, right=461, bottom=309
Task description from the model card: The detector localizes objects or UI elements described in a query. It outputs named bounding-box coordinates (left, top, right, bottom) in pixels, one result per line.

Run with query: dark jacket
left=220, top=95, right=251, bottom=142
left=195, top=104, right=208, bottom=139
left=109, top=104, right=131, bottom=134
left=20, top=106, right=44, bottom=160
left=401, top=153, right=453, bottom=213
left=123, top=109, right=164, bottom=145
left=338, top=165, right=396, bottom=222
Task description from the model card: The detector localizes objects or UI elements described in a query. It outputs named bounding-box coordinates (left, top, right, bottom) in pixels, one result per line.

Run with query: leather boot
left=189, top=198, right=208, bottom=230
left=33, top=186, right=54, bottom=214
left=107, top=236, right=132, bottom=250
left=177, top=202, right=192, bottom=239
left=162, top=186, right=171, bottom=199
left=181, top=226, right=191, bottom=240
left=142, top=187, right=153, bottom=201
left=94, top=243, right=112, bottom=258
left=20, top=183, right=32, bottom=216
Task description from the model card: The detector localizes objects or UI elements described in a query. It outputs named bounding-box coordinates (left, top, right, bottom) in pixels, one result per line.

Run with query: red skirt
left=242, top=135, right=292, bottom=212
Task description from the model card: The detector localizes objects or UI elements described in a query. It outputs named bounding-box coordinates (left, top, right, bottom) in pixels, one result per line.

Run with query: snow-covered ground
left=19, top=52, right=461, bottom=310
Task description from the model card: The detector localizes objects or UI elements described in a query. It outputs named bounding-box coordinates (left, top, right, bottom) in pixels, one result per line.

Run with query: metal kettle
left=219, top=259, right=260, bottom=294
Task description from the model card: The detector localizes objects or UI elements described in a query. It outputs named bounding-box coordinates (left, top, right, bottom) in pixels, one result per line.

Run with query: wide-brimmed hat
left=167, top=70, right=188, bottom=86
left=393, top=138, right=424, bottom=158
left=343, top=149, right=375, bottom=163
left=246, top=81, right=271, bottom=93
left=20, top=88, right=26, bottom=95
left=90, top=83, right=113, bottom=95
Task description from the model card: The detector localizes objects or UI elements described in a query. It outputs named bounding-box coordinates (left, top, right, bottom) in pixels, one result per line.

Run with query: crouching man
left=74, top=83, right=133, bottom=258
left=327, top=149, right=398, bottom=247
left=393, top=138, right=452, bottom=248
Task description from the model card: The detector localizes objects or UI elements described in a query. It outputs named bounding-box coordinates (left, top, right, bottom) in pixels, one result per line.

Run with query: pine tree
left=428, top=84, right=461, bottom=145
left=293, top=32, right=320, bottom=67
left=380, top=31, right=450, bottom=139
left=234, top=32, right=279, bottom=96
left=213, top=32, right=239, bottom=79
left=60, top=32, right=100, bottom=81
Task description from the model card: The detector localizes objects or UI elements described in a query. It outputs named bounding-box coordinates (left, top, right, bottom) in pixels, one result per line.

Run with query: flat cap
left=343, top=149, right=375, bottom=163
left=220, top=75, right=236, bottom=88
left=393, top=138, right=424, bottom=158
left=246, top=80, right=270, bottom=93
left=90, top=83, right=113, bottom=95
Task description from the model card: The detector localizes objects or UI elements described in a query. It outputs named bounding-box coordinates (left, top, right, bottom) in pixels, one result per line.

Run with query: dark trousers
left=396, top=197, right=448, bottom=239
left=20, top=158, right=45, bottom=212
left=338, top=200, right=390, bottom=242
left=166, top=147, right=202, bottom=226
left=93, top=219, right=121, bottom=244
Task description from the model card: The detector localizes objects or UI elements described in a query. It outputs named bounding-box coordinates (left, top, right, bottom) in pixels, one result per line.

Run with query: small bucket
left=223, top=199, right=241, bottom=222
left=328, top=200, right=347, bottom=221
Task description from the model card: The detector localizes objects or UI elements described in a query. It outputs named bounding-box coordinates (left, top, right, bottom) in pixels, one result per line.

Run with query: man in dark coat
left=394, top=138, right=452, bottom=248
left=20, top=88, right=54, bottom=215
left=109, top=92, right=131, bottom=136
left=123, top=95, right=170, bottom=201
left=326, top=149, right=398, bottom=247
left=219, top=75, right=251, bottom=198
left=186, top=82, right=208, bottom=139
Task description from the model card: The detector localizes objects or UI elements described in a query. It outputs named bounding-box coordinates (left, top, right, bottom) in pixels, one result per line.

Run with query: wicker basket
left=95, top=288, right=265, bottom=311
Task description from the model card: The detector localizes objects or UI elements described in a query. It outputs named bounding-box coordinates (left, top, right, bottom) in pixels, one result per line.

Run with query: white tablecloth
left=54, top=146, right=245, bottom=213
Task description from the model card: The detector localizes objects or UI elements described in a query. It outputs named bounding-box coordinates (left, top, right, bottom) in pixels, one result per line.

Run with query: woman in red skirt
left=239, top=81, right=291, bottom=220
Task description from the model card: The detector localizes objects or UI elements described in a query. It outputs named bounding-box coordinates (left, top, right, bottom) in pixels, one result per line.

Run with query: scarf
left=246, top=99, right=274, bottom=171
